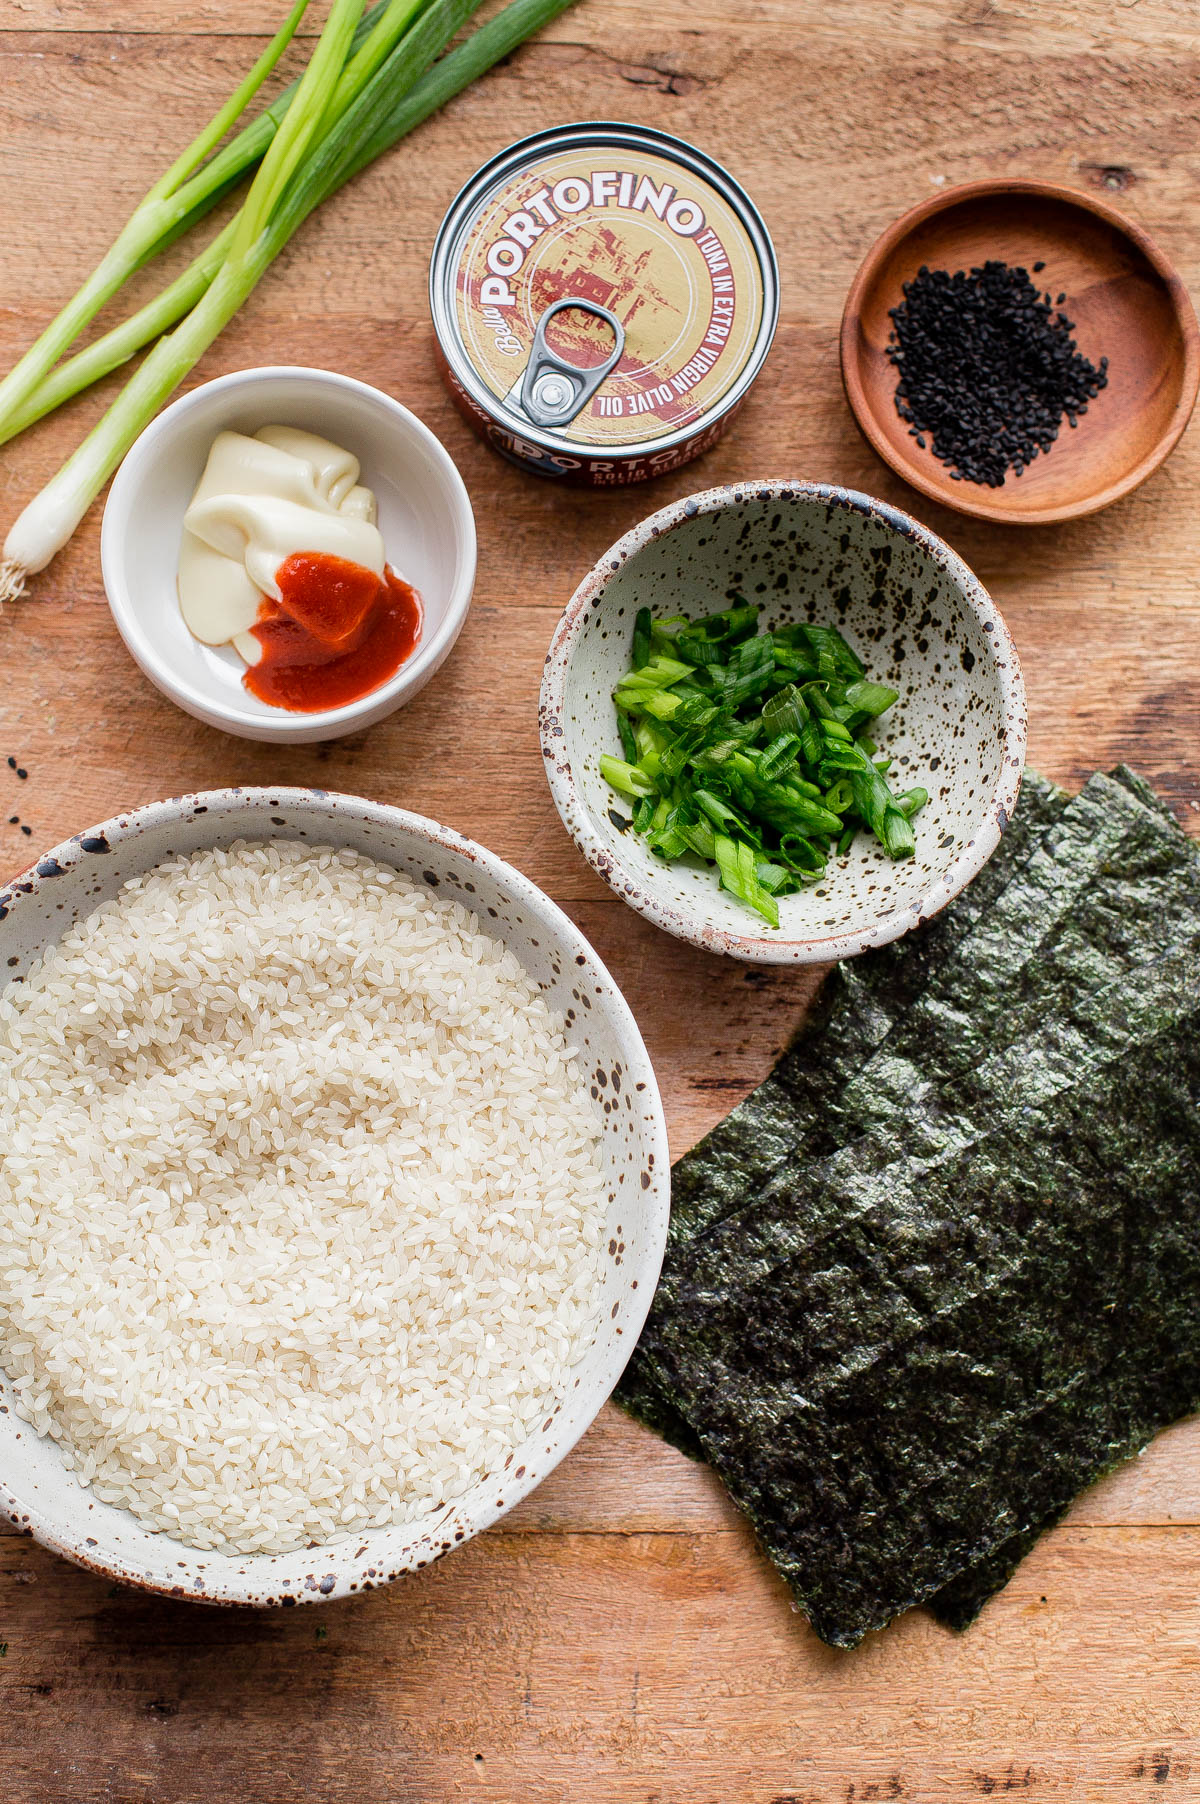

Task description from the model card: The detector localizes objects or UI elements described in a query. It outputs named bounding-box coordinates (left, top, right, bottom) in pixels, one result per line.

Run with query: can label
left=452, top=146, right=767, bottom=448
left=435, top=338, right=745, bottom=484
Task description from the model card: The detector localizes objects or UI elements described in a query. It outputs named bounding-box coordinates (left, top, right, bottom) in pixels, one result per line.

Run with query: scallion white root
left=0, top=561, right=28, bottom=607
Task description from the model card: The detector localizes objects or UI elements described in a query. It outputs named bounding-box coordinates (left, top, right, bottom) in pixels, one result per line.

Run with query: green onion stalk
left=0, top=0, right=439, bottom=444
left=0, top=0, right=312, bottom=436
left=0, top=0, right=577, bottom=603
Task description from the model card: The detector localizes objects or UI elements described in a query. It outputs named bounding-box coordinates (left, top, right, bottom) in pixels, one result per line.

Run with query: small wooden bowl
left=840, top=178, right=1200, bottom=526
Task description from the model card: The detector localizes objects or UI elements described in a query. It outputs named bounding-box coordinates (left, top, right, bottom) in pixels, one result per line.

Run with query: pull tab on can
left=514, top=299, right=625, bottom=428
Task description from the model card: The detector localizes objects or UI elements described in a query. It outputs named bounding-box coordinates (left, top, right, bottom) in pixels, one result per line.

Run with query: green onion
left=631, top=608, right=653, bottom=671
left=712, top=634, right=776, bottom=707
left=677, top=818, right=717, bottom=862
left=823, top=777, right=854, bottom=815
left=843, top=678, right=900, bottom=718
left=0, top=0, right=577, bottom=601
left=602, top=603, right=928, bottom=925
left=714, top=835, right=779, bottom=929
left=0, top=0, right=447, bottom=455
left=600, top=756, right=656, bottom=801
left=676, top=602, right=757, bottom=660
left=762, top=682, right=809, bottom=738
left=696, top=790, right=754, bottom=838
left=779, top=832, right=827, bottom=875
left=0, top=0, right=312, bottom=440
left=0, top=3, right=413, bottom=450
left=757, top=733, right=801, bottom=781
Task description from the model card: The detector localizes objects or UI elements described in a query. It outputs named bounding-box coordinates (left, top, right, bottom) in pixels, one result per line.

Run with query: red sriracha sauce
left=244, top=552, right=422, bottom=712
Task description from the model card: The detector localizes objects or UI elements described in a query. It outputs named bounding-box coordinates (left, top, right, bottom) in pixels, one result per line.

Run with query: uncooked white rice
left=0, top=841, right=605, bottom=1556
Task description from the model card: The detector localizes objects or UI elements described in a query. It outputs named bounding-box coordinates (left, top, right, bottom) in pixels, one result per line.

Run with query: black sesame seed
left=885, top=260, right=1109, bottom=487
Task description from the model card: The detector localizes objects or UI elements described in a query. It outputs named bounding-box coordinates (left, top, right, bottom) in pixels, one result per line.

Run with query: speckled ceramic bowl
left=0, top=789, right=668, bottom=1605
left=541, top=481, right=1026, bottom=963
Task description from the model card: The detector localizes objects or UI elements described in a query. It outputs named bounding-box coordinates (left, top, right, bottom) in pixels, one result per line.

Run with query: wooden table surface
left=2, top=2, right=1200, bottom=1798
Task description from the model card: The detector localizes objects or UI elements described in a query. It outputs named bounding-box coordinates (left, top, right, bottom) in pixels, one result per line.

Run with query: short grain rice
left=0, top=842, right=605, bottom=1555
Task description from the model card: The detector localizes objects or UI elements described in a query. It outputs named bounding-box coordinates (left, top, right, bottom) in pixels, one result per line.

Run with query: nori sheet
left=620, top=768, right=1200, bottom=1639
left=645, top=1020, right=1200, bottom=1646
left=648, top=912, right=1200, bottom=1634
left=613, top=771, right=1071, bottom=1448
left=619, top=770, right=1183, bottom=1450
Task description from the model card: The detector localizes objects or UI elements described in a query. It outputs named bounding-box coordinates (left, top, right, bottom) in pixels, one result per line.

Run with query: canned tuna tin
left=429, top=123, right=779, bottom=485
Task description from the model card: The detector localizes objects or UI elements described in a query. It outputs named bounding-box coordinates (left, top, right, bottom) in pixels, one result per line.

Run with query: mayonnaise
left=178, top=428, right=383, bottom=649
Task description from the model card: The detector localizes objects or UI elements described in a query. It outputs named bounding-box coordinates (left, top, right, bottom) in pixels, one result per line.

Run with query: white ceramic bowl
left=101, top=368, right=477, bottom=744
left=0, top=790, right=669, bottom=1604
left=540, top=481, right=1027, bottom=963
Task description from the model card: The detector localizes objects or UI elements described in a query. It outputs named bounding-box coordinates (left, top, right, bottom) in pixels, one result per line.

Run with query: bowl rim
left=0, top=786, right=670, bottom=1605
left=100, top=365, right=478, bottom=739
left=539, top=478, right=1027, bottom=965
left=839, top=176, right=1200, bottom=526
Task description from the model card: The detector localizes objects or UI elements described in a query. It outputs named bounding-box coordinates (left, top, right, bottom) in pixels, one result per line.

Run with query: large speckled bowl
left=540, top=482, right=1026, bottom=962
left=0, top=789, right=668, bottom=1605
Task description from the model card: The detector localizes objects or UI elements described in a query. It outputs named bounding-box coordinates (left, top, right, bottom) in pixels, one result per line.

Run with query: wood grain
left=1, top=1, right=1200, bottom=1798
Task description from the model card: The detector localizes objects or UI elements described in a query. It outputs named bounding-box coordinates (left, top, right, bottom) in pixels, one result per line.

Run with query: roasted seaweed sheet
left=647, top=1022, right=1200, bottom=1646
left=614, top=772, right=1071, bottom=1448
left=619, top=769, right=1182, bottom=1447
left=620, top=769, right=1200, bottom=1642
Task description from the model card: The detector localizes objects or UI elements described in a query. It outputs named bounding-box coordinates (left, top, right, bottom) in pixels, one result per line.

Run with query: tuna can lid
left=430, top=122, right=779, bottom=460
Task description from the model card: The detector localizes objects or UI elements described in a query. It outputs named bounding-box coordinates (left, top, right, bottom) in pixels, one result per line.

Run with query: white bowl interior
left=101, top=369, right=475, bottom=742
left=0, top=793, right=668, bottom=1604
left=545, top=485, right=1024, bottom=959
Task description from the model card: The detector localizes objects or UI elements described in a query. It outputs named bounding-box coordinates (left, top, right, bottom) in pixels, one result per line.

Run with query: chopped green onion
left=754, top=861, right=791, bottom=894
left=676, top=603, right=758, bottom=665
left=823, top=777, right=855, bottom=815
left=762, top=683, right=810, bottom=738
left=757, top=733, right=801, bottom=781
left=843, top=678, right=900, bottom=718
left=615, top=686, right=682, bottom=722
left=600, top=756, right=656, bottom=801
left=779, top=832, right=827, bottom=875
left=713, top=835, right=779, bottom=928
left=677, top=818, right=717, bottom=862
left=780, top=622, right=865, bottom=681
left=633, top=717, right=670, bottom=761
left=600, top=602, right=925, bottom=923
left=712, top=634, right=776, bottom=707
left=802, top=683, right=836, bottom=721
left=631, top=608, right=653, bottom=671
left=896, top=787, right=930, bottom=819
